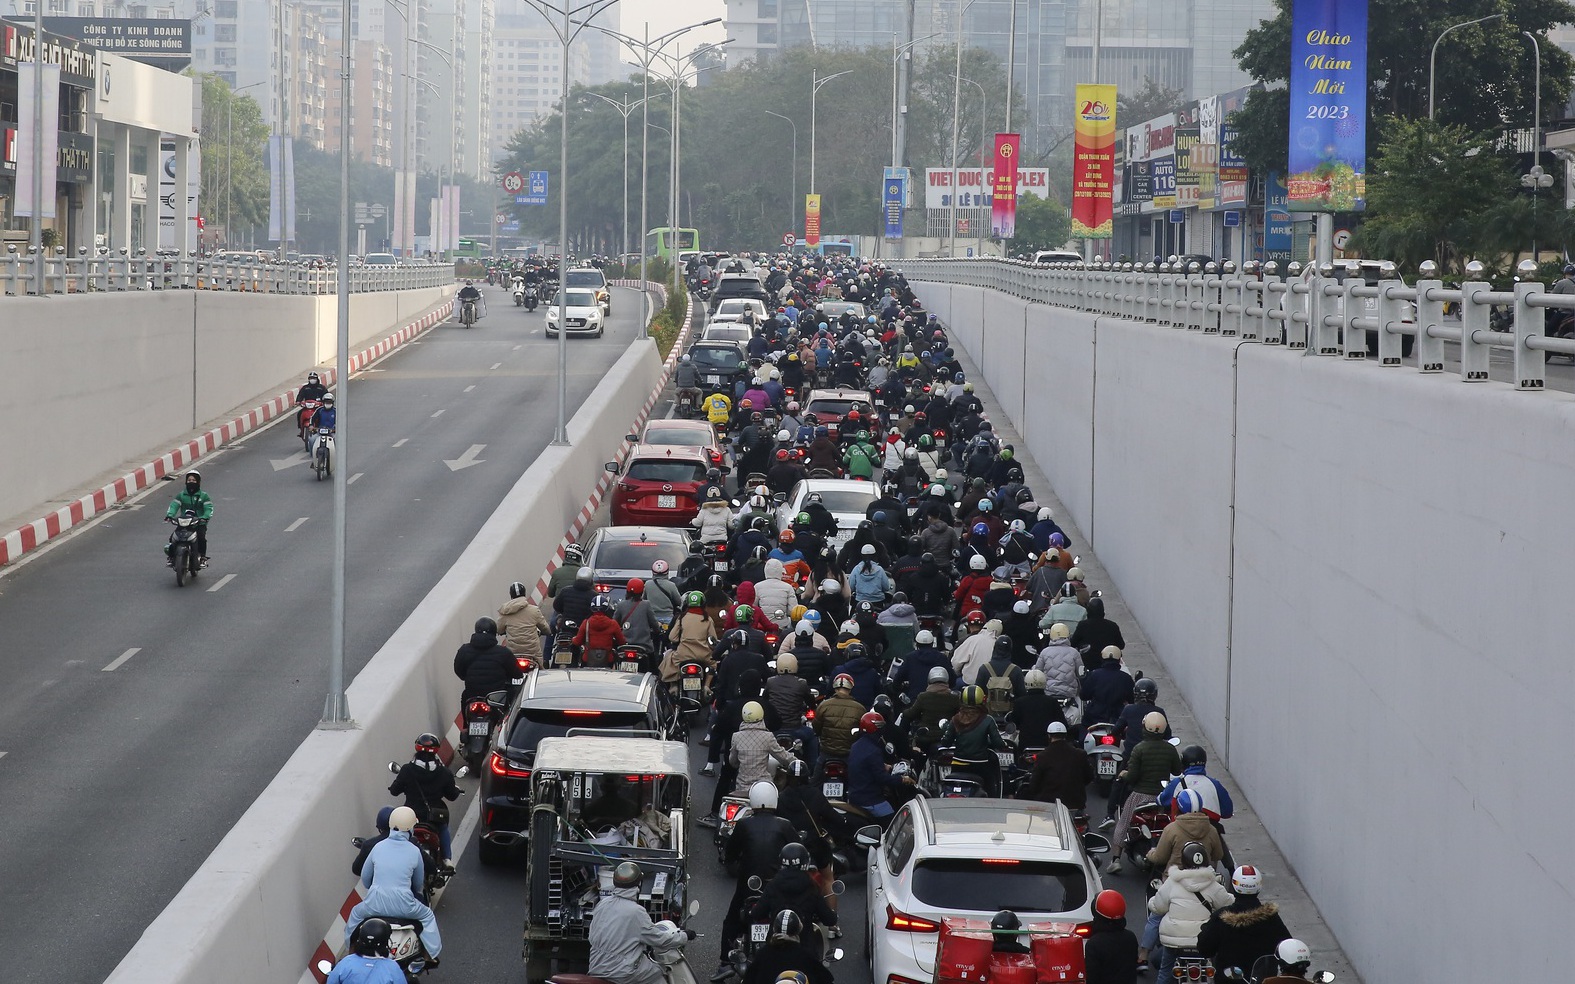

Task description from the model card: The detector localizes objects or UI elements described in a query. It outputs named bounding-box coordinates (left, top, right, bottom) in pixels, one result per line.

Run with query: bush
left=647, top=286, right=689, bottom=360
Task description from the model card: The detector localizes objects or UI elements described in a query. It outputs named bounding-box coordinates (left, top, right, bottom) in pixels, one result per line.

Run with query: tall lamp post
left=810, top=69, right=854, bottom=196
left=645, top=40, right=733, bottom=298
left=889, top=33, right=939, bottom=167
left=953, top=74, right=988, bottom=255
left=227, top=80, right=267, bottom=245
left=1429, top=14, right=1505, bottom=120
left=764, top=110, right=798, bottom=237
left=589, top=92, right=647, bottom=262
left=947, top=0, right=982, bottom=257
left=1521, top=31, right=1554, bottom=259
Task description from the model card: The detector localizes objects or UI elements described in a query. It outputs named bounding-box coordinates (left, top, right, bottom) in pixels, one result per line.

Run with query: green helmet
left=796, top=511, right=812, bottom=525
left=917, top=434, right=935, bottom=449
left=1000, top=448, right=1014, bottom=461
left=857, top=430, right=871, bottom=442
left=735, top=604, right=755, bottom=623
left=685, top=590, right=705, bottom=608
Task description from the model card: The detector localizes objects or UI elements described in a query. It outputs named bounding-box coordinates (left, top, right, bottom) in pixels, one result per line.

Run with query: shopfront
left=1, top=22, right=97, bottom=250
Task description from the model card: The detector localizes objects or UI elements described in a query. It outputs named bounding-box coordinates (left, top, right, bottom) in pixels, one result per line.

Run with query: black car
left=686, top=340, right=748, bottom=393
left=708, top=273, right=771, bottom=314
left=476, top=669, right=669, bottom=866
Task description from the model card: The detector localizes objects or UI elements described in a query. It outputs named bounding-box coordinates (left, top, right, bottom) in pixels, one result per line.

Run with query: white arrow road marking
left=285, top=517, right=309, bottom=532
left=102, top=648, right=140, bottom=672
left=207, top=573, right=237, bottom=592
left=444, top=444, right=487, bottom=471
left=392, top=439, right=408, bottom=447
left=431, top=409, right=446, bottom=418
left=270, top=451, right=309, bottom=471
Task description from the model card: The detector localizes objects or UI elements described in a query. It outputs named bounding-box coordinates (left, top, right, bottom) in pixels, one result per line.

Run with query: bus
left=646, top=227, right=699, bottom=262
left=454, top=238, right=486, bottom=259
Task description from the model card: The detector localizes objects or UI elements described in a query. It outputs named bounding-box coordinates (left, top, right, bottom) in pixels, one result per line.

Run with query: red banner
left=991, top=133, right=1020, bottom=239
left=1071, top=84, right=1117, bottom=238
left=804, top=194, right=821, bottom=247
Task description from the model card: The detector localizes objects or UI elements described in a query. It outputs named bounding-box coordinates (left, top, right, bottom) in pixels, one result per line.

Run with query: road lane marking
left=285, top=517, right=309, bottom=532
left=464, top=384, right=477, bottom=392
left=347, top=472, right=364, bottom=485
left=431, top=409, right=446, bottom=418
left=392, top=438, right=408, bottom=447
left=512, top=345, right=522, bottom=351
left=207, top=573, right=237, bottom=592
left=102, top=648, right=140, bottom=672
left=489, top=362, right=502, bottom=370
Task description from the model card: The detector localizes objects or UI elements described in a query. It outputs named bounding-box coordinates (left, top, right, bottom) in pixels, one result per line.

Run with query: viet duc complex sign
left=1287, top=0, right=1368, bottom=211
left=923, top=168, right=1050, bottom=210
left=1071, top=84, right=1117, bottom=237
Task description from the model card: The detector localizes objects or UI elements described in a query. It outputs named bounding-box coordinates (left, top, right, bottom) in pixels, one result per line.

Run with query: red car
left=605, top=443, right=710, bottom=527
left=636, top=418, right=728, bottom=475
left=804, top=387, right=872, bottom=437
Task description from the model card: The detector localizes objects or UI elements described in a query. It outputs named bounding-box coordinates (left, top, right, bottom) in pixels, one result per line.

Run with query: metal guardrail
left=896, top=255, right=1575, bottom=392
left=0, top=248, right=452, bottom=297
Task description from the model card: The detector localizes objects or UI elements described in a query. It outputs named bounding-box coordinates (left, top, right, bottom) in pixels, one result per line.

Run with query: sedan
left=579, top=525, right=694, bottom=603
left=546, top=288, right=605, bottom=338
left=775, top=478, right=879, bottom=551
left=604, top=444, right=711, bottom=528
left=710, top=298, right=769, bottom=324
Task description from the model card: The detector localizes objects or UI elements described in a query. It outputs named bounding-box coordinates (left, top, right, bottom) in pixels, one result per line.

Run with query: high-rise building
left=461, top=0, right=495, bottom=179
left=325, top=38, right=396, bottom=166
left=488, top=7, right=589, bottom=165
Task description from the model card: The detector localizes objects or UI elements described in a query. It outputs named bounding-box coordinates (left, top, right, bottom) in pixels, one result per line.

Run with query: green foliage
left=648, top=283, right=689, bottom=359
left=1117, top=77, right=1189, bottom=127
left=1007, top=194, right=1073, bottom=254
left=195, top=73, right=270, bottom=241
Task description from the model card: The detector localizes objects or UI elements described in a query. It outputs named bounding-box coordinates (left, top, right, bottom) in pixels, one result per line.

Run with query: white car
left=864, top=798, right=1106, bottom=984
left=546, top=288, right=605, bottom=338
left=1032, top=250, right=1084, bottom=266
left=699, top=322, right=753, bottom=347
left=710, top=298, right=769, bottom=323
left=774, top=478, right=878, bottom=551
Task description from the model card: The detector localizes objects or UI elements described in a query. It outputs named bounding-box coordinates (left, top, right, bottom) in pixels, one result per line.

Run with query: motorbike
left=524, top=285, right=539, bottom=311
left=513, top=279, right=526, bottom=306
left=460, top=297, right=478, bottom=328
left=165, top=510, right=204, bottom=586
left=1222, top=963, right=1335, bottom=984
left=676, top=387, right=700, bottom=418
left=694, top=278, right=713, bottom=301
left=319, top=916, right=436, bottom=979
left=716, top=795, right=752, bottom=873
left=551, top=620, right=579, bottom=667
left=295, top=398, right=322, bottom=452
left=462, top=689, right=509, bottom=772
left=613, top=644, right=649, bottom=674
left=1123, top=799, right=1173, bottom=868
left=728, top=876, right=844, bottom=979
left=312, top=427, right=335, bottom=480
left=1082, top=722, right=1124, bottom=795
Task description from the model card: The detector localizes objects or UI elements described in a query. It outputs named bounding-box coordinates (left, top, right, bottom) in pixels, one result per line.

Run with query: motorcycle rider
left=905, top=665, right=961, bottom=737
left=1146, top=788, right=1225, bottom=872
left=729, top=700, right=796, bottom=796
left=739, top=920, right=834, bottom=984
left=1033, top=622, right=1083, bottom=706
left=165, top=469, right=215, bottom=567
left=456, top=279, right=482, bottom=312
left=589, top=861, right=692, bottom=984
left=453, top=616, right=519, bottom=704
left=644, top=559, right=685, bottom=626
left=295, top=370, right=328, bottom=404
left=388, top=734, right=462, bottom=860
left=715, top=781, right=800, bottom=981
left=572, top=595, right=627, bottom=667
left=1021, top=720, right=1093, bottom=809
left=547, top=544, right=585, bottom=598
left=497, top=582, right=549, bottom=665
left=764, top=654, right=814, bottom=725
left=748, top=844, right=838, bottom=958
left=615, top=579, right=665, bottom=663
left=1149, top=840, right=1234, bottom=982
left=552, top=566, right=598, bottom=631
left=1081, top=646, right=1135, bottom=728
left=1256, top=939, right=1317, bottom=983
left=1083, top=890, right=1140, bottom=984
left=938, top=686, right=1008, bottom=796
left=351, top=806, right=396, bottom=878
left=811, top=674, right=865, bottom=765
left=329, top=918, right=406, bottom=984
left=308, top=393, right=337, bottom=455
left=346, top=807, right=442, bottom=962
left=675, top=354, right=703, bottom=408
left=1070, top=598, right=1126, bottom=671
left=1159, top=745, right=1236, bottom=822
left=1197, top=866, right=1293, bottom=979
left=1106, top=711, right=1182, bottom=873
left=848, top=711, right=915, bottom=820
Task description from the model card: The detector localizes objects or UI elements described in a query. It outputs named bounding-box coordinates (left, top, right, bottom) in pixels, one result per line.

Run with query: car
left=604, top=444, right=712, bottom=528
left=708, top=273, right=772, bottom=313
left=803, top=387, right=873, bottom=437
left=685, top=340, right=748, bottom=393
left=699, top=322, right=753, bottom=347
left=637, top=418, right=727, bottom=473
left=815, top=300, right=869, bottom=322
left=709, top=298, right=769, bottom=324
left=475, top=669, right=668, bottom=866
left=864, top=798, right=1107, bottom=984
left=775, top=478, right=879, bottom=550
left=1332, top=259, right=1417, bottom=357
left=580, top=525, right=694, bottom=603
left=362, top=252, right=398, bottom=266
left=563, top=266, right=611, bottom=314
left=546, top=288, right=605, bottom=337
left=1031, top=249, right=1084, bottom=266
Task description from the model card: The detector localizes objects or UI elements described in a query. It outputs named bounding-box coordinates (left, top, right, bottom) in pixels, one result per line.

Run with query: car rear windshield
left=806, top=398, right=864, bottom=416
left=643, top=425, right=710, bottom=447
left=690, top=346, right=741, bottom=367
left=715, top=279, right=766, bottom=297
left=506, top=710, right=650, bottom=757
left=626, top=460, right=707, bottom=484
left=591, top=539, right=691, bottom=570
left=910, top=858, right=1089, bottom=913
left=808, top=488, right=877, bottom=513
left=564, top=271, right=606, bottom=288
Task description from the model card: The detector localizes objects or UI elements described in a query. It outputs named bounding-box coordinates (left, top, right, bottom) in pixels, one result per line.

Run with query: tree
left=1006, top=193, right=1071, bottom=254
left=194, top=74, right=269, bottom=242
left=1117, top=77, right=1187, bottom=127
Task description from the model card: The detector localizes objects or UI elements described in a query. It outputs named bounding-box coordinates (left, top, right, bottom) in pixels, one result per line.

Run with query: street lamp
left=589, top=92, right=647, bottom=262
left=1521, top=31, right=1554, bottom=260
left=948, top=0, right=984, bottom=257
left=953, top=74, right=988, bottom=255
left=647, top=40, right=734, bottom=297
left=764, top=110, right=797, bottom=237
left=1429, top=14, right=1505, bottom=120
left=890, top=33, right=940, bottom=167
left=227, top=80, right=267, bottom=246
left=810, top=69, right=854, bottom=195
left=410, top=37, right=457, bottom=258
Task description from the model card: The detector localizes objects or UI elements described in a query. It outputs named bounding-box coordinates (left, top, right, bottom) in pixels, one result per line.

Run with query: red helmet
left=626, top=578, right=645, bottom=595
left=965, top=609, right=986, bottom=624
left=846, top=409, right=861, bottom=421
left=777, top=449, right=790, bottom=460
left=740, top=398, right=753, bottom=409
left=859, top=711, right=885, bottom=733
left=1093, top=889, right=1126, bottom=920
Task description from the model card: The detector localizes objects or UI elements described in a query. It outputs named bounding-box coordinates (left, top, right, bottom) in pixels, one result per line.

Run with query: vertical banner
left=1287, top=0, right=1368, bottom=211
left=448, top=185, right=461, bottom=251
left=882, top=172, right=905, bottom=239
left=991, top=133, right=1020, bottom=239
left=1071, top=84, right=1116, bottom=238
left=393, top=171, right=407, bottom=253
left=159, top=142, right=177, bottom=249
left=804, top=194, right=822, bottom=247
left=15, top=63, right=61, bottom=219
left=267, top=135, right=298, bottom=243
left=429, top=197, right=440, bottom=254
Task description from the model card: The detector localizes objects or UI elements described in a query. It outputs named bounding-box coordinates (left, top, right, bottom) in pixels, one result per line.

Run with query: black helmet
left=353, top=917, right=392, bottom=957
left=990, top=909, right=1022, bottom=932
left=1134, top=677, right=1159, bottom=702
left=1086, top=596, right=1105, bottom=619
left=770, top=909, right=804, bottom=942
left=509, top=581, right=529, bottom=599
left=785, top=758, right=810, bottom=782
left=475, top=616, right=499, bottom=635
left=779, top=842, right=814, bottom=871
left=1015, top=487, right=1033, bottom=504
left=871, top=693, right=894, bottom=718
left=1181, top=841, right=1209, bottom=869
left=1181, top=745, right=1207, bottom=768
left=613, top=860, right=643, bottom=888
left=415, top=732, right=441, bottom=756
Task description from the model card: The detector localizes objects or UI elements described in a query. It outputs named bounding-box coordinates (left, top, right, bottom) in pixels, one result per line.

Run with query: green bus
left=645, top=227, right=699, bottom=262
left=454, top=237, right=486, bottom=259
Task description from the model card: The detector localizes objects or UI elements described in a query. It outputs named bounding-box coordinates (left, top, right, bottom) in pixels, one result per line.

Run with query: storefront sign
left=924, top=167, right=1050, bottom=210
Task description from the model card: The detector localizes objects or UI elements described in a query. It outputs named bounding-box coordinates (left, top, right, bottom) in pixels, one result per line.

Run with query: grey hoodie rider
left=588, top=882, right=687, bottom=984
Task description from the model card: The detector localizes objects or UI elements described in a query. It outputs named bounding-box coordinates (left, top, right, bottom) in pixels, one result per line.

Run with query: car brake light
left=1075, top=923, right=1091, bottom=937
left=980, top=858, right=1019, bottom=865
left=884, top=904, right=940, bottom=933
left=1100, top=735, right=1117, bottom=745
left=563, top=709, right=602, bottom=716
left=488, top=751, right=531, bottom=780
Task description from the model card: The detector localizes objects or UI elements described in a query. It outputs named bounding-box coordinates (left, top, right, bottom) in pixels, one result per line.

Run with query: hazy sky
left=613, top=0, right=730, bottom=58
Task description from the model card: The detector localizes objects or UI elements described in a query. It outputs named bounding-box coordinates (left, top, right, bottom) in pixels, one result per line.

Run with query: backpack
left=985, top=663, right=1016, bottom=716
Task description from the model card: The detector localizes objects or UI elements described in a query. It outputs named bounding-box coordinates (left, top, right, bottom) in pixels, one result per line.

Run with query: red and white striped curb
left=303, top=284, right=692, bottom=982
left=0, top=299, right=453, bottom=568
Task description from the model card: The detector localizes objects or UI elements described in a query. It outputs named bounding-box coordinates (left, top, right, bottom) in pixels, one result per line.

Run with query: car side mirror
left=1082, top=832, right=1111, bottom=854
left=625, top=434, right=638, bottom=443
left=854, top=824, right=882, bottom=848
left=604, top=461, right=621, bottom=475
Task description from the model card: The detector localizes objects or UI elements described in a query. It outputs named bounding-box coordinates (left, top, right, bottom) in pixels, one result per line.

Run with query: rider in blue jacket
left=847, top=713, right=912, bottom=819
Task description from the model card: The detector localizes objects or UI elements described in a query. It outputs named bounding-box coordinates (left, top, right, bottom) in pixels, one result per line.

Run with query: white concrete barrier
left=910, top=278, right=1572, bottom=984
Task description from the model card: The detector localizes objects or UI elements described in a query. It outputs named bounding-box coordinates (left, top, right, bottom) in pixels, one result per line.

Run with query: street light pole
left=765, top=110, right=797, bottom=237
left=810, top=68, right=855, bottom=194
left=889, top=33, right=939, bottom=168
left=589, top=92, right=646, bottom=261
left=1429, top=14, right=1505, bottom=120
left=953, top=74, right=987, bottom=255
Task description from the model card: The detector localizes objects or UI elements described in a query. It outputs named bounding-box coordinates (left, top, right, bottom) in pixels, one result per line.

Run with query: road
left=0, top=283, right=646, bottom=984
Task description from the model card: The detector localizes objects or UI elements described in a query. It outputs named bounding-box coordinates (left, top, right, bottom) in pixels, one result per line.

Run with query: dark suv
left=708, top=273, right=771, bottom=314
left=686, top=340, right=748, bottom=393
left=476, top=669, right=668, bottom=865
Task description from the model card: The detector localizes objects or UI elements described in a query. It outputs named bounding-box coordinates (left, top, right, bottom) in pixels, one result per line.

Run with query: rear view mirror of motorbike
left=832, top=948, right=845, bottom=961
left=746, top=874, right=764, bottom=891
left=1313, top=974, right=1336, bottom=984
left=317, top=959, right=334, bottom=974
left=689, top=899, right=702, bottom=917
left=454, top=765, right=470, bottom=780
left=854, top=824, right=882, bottom=848
left=829, top=879, right=846, bottom=896
left=388, top=761, right=401, bottom=774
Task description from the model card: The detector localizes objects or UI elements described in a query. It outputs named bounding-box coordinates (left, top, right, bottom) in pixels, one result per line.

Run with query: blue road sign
left=520, top=170, right=549, bottom=205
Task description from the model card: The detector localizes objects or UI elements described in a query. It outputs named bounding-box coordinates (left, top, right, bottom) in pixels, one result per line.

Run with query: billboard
left=1071, top=84, right=1116, bottom=238
left=45, top=17, right=190, bottom=69
left=1287, top=0, right=1368, bottom=211
left=991, top=133, right=1021, bottom=239
left=924, top=168, right=1050, bottom=210
left=804, top=193, right=821, bottom=247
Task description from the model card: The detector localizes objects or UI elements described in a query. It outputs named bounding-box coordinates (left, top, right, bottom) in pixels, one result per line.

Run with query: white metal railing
left=0, top=248, right=453, bottom=297
left=896, top=255, right=1575, bottom=392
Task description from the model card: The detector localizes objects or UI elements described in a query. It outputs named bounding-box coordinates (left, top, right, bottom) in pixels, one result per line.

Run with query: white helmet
left=1024, top=669, right=1047, bottom=690
left=748, top=780, right=779, bottom=810
left=1037, top=507, right=1053, bottom=521
left=778, top=429, right=791, bottom=442
left=970, top=554, right=987, bottom=571
left=1048, top=622, right=1071, bottom=641
left=1101, top=645, right=1123, bottom=662
left=741, top=700, right=765, bottom=724
left=1276, top=940, right=1311, bottom=969
left=1231, top=865, right=1262, bottom=895
left=1067, top=566, right=1085, bottom=582
left=389, top=806, right=418, bottom=832
left=820, top=578, right=840, bottom=594
left=927, top=665, right=950, bottom=683
left=915, top=629, right=936, bottom=646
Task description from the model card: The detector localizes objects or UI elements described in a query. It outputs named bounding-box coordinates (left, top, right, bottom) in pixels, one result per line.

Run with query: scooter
left=461, top=689, right=509, bottom=772
left=1083, top=722, right=1124, bottom=795
left=318, top=917, right=436, bottom=979
left=524, top=285, right=539, bottom=311
left=513, top=279, right=526, bottom=306
left=295, top=398, right=322, bottom=452
left=676, top=388, right=700, bottom=418
left=460, top=297, right=478, bottom=327
left=312, top=427, right=335, bottom=480
left=165, top=510, right=204, bottom=587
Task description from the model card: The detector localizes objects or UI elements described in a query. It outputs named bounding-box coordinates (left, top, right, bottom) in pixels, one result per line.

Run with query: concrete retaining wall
left=103, top=336, right=666, bottom=984
left=909, top=279, right=1571, bottom=984
left=0, top=286, right=450, bottom=524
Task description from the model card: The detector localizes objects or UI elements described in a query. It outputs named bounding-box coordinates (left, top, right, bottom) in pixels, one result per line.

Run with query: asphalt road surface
left=0, top=284, right=646, bottom=984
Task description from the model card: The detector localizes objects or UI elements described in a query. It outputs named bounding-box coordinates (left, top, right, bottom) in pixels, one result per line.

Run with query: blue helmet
left=972, top=522, right=989, bottom=538
left=1176, top=788, right=1204, bottom=815
left=954, top=372, right=965, bottom=383
left=816, top=425, right=830, bottom=437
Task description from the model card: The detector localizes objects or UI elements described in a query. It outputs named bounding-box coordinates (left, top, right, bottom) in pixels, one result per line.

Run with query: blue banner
left=883, top=173, right=905, bottom=239
left=1264, top=172, right=1294, bottom=262
left=1287, top=0, right=1367, bottom=211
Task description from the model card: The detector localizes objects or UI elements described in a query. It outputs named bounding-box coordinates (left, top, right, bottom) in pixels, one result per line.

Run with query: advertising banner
left=267, top=135, right=297, bottom=243
left=1174, top=113, right=1201, bottom=209
left=1287, top=0, right=1368, bottom=211
left=1071, top=84, right=1117, bottom=238
left=1265, top=172, right=1294, bottom=262
left=15, top=63, right=60, bottom=218
left=923, top=168, right=1050, bottom=209
left=884, top=166, right=912, bottom=206
left=158, top=139, right=200, bottom=250
left=882, top=173, right=905, bottom=239
left=991, top=133, right=1020, bottom=238
left=45, top=17, right=190, bottom=69
left=804, top=193, right=821, bottom=247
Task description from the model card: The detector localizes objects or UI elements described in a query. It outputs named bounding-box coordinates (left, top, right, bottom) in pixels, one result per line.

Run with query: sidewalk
left=946, top=336, right=1360, bottom=982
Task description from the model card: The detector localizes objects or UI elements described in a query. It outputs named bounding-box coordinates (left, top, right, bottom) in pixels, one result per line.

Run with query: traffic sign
left=495, top=213, right=510, bottom=225
left=518, top=170, right=549, bottom=206
left=782, top=232, right=795, bottom=246
left=502, top=171, right=524, bottom=194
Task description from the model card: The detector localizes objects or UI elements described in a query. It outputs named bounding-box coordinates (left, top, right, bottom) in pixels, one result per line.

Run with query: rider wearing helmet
left=848, top=711, right=916, bottom=820
left=612, top=579, right=664, bottom=660
left=938, top=686, right=1008, bottom=796
left=551, top=566, right=599, bottom=631
left=547, top=544, right=585, bottom=598
left=739, top=921, right=834, bottom=984
left=1197, top=866, right=1293, bottom=980
left=729, top=701, right=796, bottom=797
left=453, top=615, right=521, bottom=706
left=165, top=469, right=215, bottom=567
left=1159, top=744, right=1235, bottom=822
left=1149, top=840, right=1234, bottom=981
left=1146, top=788, right=1225, bottom=871
left=332, top=917, right=404, bottom=983
left=1259, top=939, right=1315, bottom=982
left=1114, top=676, right=1170, bottom=753
left=643, top=558, right=685, bottom=625
left=988, top=909, right=1031, bottom=954
left=295, top=370, right=328, bottom=404
left=747, top=844, right=839, bottom=962
left=1082, top=889, right=1140, bottom=984
left=590, top=861, right=691, bottom=984
left=345, top=805, right=443, bottom=961
left=387, top=733, right=462, bottom=859
left=1106, top=711, right=1182, bottom=873
left=571, top=593, right=627, bottom=667
left=497, top=581, right=549, bottom=665
left=716, top=782, right=800, bottom=978
left=812, top=673, right=866, bottom=761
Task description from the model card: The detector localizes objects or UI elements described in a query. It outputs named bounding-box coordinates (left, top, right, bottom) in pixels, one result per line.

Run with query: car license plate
left=706, top=375, right=722, bottom=384
left=750, top=924, right=769, bottom=943
left=822, top=781, right=844, bottom=798
left=997, top=751, right=1016, bottom=767
left=467, top=721, right=490, bottom=736
left=657, top=494, right=677, bottom=508
left=682, top=677, right=703, bottom=692
left=615, top=661, right=641, bottom=673
left=1097, top=758, right=1118, bottom=776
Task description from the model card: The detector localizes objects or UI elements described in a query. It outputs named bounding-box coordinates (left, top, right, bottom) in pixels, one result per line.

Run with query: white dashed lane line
left=207, top=573, right=237, bottom=593
left=285, top=518, right=309, bottom=532
left=102, top=648, right=141, bottom=672
left=392, top=439, right=408, bottom=447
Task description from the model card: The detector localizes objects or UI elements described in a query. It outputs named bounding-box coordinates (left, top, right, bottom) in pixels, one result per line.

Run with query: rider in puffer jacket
left=753, top=559, right=799, bottom=631
left=1032, top=623, right=1083, bottom=699
left=1150, top=863, right=1234, bottom=951
left=693, top=490, right=734, bottom=543
left=453, top=621, right=519, bottom=703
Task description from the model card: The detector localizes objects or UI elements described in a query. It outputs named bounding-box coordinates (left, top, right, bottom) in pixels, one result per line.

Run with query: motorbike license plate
left=713, top=560, right=728, bottom=571
left=467, top=720, right=490, bottom=736
left=682, top=677, right=703, bottom=692
left=657, top=495, right=677, bottom=508
left=1097, top=758, right=1118, bottom=777
left=750, top=924, right=769, bottom=943
left=997, top=751, right=1016, bottom=767
left=554, top=651, right=574, bottom=667
left=822, top=781, right=844, bottom=798
left=615, top=661, right=641, bottom=673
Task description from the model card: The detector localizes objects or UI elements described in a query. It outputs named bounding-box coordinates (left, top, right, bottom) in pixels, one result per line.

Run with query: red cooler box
left=937, top=918, right=995, bottom=984
left=1026, top=923, right=1085, bottom=984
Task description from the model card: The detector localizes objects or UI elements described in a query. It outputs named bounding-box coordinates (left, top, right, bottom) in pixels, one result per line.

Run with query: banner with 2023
left=1287, top=0, right=1368, bottom=212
